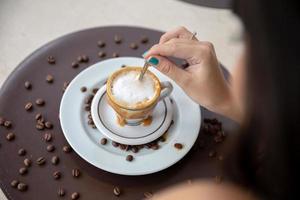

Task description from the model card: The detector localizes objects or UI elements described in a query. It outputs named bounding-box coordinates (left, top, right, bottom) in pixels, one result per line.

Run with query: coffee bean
left=44, top=133, right=52, bottom=142
left=121, top=64, right=126, bottom=68
left=35, top=113, right=42, bottom=121
left=126, top=155, right=134, bottom=162
left=63, top=81, right=69, bottom=91
left=87, top=119, right=94, bottom=125
left=63, top=145, right=72, bottom=153
left=129, top=42, right=138, bottom=49
left=98, top=51, right=106, bottom=58
left=46, top=75, right=54, bottom=83
left=0, top=117, right=4, bottom=126
left=47, top=144, right=55, bottom=152
left=72, top=169, right=81, bottom=178
left=174, top=143, right=183, bottom=150
left=151, top=144, right=159, bottom=150
left=80, top=87, right=87, bottom=92
left=131, top=146, right=139, bottom=153
left=209, top=150, right=217, bottom=158
left=97, top=40, right=106, bottom=48
left=19, top=167, right=28, bottom=175
left=120, top=144, right=126, bottom=150
left=88, top=114, right=92, bottom=119
left=92, top=125, right=96, bottom=129
left=17, top=183, right=28, bottom=191
left=25, top=102, right=33, bottom=111
left=71, top=61, right=79, bottom=68
left=112, top=52, right=119, bottom=57
left=35, top=98, right=45, bottom=106
left=100, top=138, right=107, bottom=145
left=4, top=120, right=12, bottom=128
left=24, top=158, right=32, bottom=167
left=6, top=132, right=15, bottom=141
left=85, top=95, right=93, bottom=104
left=71, top=192, right=80, bottom=200
left=36, top=157, right=46, bottom=165
left=112, top=141, right=119, bottom=147
left=181, top=60, right=189, bottom=68
left=47, top=56, right=56, bottom=64
left=24, top=81, right=32, bottom=90
left=36, top=122, right=45, bottom=130
left=92, top=88, right=99, bottom=94
left=18, top=148, right=26, bottom=156
left=144, top=192, right=153, bottom=198
left=113, top=186, right=121, bottom=196
left=214, top=175, right=223, bottom=184
left=45, top=121, right=53, bottom=129
left=85, top=105, right=91, bottom=112
left=114, top=35, right=122, bottom=44
left=53, top=171, right=61, bottom=180
left=51, top=156, right=59, bottom=165
left=58, top=188, right=66, bottom=197
left=11, top=180, right=19, bottom=188
left=140, top=36, right=149, bottom=44
left=81, top=55, right=89, bottom=62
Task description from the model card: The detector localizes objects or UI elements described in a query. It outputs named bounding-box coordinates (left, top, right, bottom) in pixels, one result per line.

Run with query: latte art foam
left=111, top=71, right=156, bottom=105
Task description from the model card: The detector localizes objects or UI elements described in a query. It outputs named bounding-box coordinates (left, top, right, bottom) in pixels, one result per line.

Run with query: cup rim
left=106, top=66, right=161, bottom=110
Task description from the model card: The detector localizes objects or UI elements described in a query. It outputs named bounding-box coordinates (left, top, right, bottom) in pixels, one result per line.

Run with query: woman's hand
left=144, top=26, right=242, bottom=122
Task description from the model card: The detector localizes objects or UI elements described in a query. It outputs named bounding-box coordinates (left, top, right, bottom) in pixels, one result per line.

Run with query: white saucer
left=91, top=85, right=173, bottom=145
left=60, top=57, right=201, bottom=175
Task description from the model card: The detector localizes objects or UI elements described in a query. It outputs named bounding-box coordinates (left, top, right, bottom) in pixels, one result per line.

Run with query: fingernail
left=142, top=50, right=148, bottom=58
left=148, top=57, right=159, bottom=66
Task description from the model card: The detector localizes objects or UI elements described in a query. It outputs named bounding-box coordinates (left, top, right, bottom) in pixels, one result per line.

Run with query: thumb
left=150, top=56, right=190, bottom=89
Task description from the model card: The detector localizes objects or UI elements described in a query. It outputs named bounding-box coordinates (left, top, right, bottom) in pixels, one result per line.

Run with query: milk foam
left=112, top=71, right=156, bottom=105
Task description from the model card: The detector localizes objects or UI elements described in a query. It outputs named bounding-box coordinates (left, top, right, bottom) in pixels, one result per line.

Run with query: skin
left=144, top=27, right=254, bottom=199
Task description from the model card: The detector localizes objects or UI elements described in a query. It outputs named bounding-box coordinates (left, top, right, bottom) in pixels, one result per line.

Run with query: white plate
left=60, top=57, right=201, bottom=175
left=91, top=85, right=173, bottom=145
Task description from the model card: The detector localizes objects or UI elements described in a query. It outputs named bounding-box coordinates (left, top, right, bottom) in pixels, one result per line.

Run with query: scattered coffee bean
left=98, top=51, right=106, bottom=58
left=4, top=120, right=12, bottom=128
left=209, top=150, right=217, bottom=158
left=174, top=143, right=183, bottom=150
left=126, top=155, right=134, bottom=162
left=72, top=169, right=81, bottom=178
left=112, top=52, right=119, bottom=57
left=58, top=188, right=66, bottom=197
left=44, top=132, right=52, bottom=142
left=36, top=157, right=46, bottom=165
left=11, top=180, right=19, bottom=188
left=129, top=42, right=138, bottom=49
left=87, top=114, right=92, bottom=119
left=92, top=88, right=99, bottom=94
left=80, top=87, right=87, bottom=92
left=36, top=122, right=45, bottom=130
left=24, top=81, right=32, bottom=90
left=0, top=117, right=4, bottom=126
left=214, top=175, right=223, bottom=184
left=45, top=121, right=53, bottom=129
left=25, top=102, right=33, bottom=111
left=114, top=35, right=122, bottom=44
left=151, top=144, right=159, bottom=150
left=63, top=145, right=72, bottom=153
left=113, top=186, right=121, bottom=196
left=121, top=64, right=126, bottom=68
left=63, top=81, right=69, bottom=91
left=47, top=56, right=56, bottom=64
left=77, top=55, right=89, bottom=63
left=17, top=183, right=28, bottom=191
left=35, top=113, right=42, bottom=121
left=35, top=98, right=45, bottom=106
left=92, top=125, right=96, bottom=129
left=71, top=192, right=80, bottom=200
left=131, top=146, right=139, bottom=153
left=112, top=141, right=119, bottom=147
left=18, top=148, right=26, bottom=156
left=120, top=144, right=126, bottom=150
left=51, top=156, right=59, bottom=165
left=24, top=158, right=32, bottom=167
left=19, top=167, right=28, bottom=175
left=46, top=75, right=54, bottom=83
left=53, top=171, right=61, bottom=180
left=140, top=36, right=149, bottom=44
left=85, top=105, right=91, bottom=112
left=97, top=40, right=106, bottom=48
left=85, top=95, right=94, bottom=104
left=144, top=192, right=153, bottom=198
left=71, top=61, right=79, bottom=68
left=6, top=132, right=15, bottom=141
left=47, top=144, right=55, bottom=152
left=100, top=138, right=107, bottom=145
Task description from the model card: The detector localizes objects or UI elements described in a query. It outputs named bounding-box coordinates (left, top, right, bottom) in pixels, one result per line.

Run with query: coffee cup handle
left=159, top=81, right=173, bottom=101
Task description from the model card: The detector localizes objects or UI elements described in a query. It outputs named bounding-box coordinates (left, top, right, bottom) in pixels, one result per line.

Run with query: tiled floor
left=0, top=0, right=243, bottom=198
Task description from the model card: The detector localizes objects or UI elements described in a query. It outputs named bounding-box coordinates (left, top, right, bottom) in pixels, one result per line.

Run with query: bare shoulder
left=152, top=181, right=259, bottom=200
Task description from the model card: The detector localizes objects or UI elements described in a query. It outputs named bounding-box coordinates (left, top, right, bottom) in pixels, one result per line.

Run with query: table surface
left=0, top=1, right=242, bottom=199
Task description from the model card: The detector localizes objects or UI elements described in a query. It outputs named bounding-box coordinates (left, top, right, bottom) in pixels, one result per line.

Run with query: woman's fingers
left=159, top=26, right=197, bottom=44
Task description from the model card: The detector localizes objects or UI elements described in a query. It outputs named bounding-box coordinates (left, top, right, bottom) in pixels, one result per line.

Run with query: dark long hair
left=228, top=1, right=300, bottom=199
